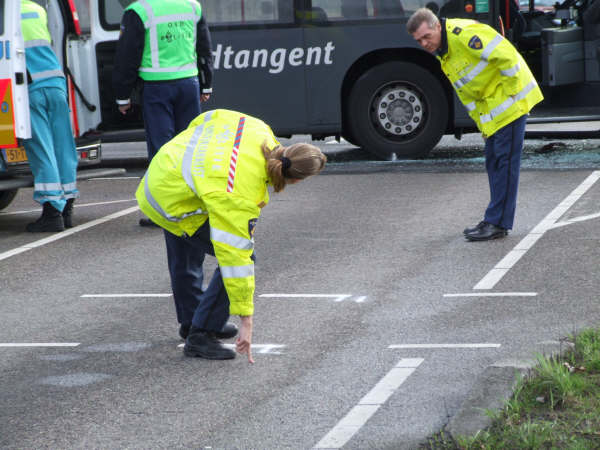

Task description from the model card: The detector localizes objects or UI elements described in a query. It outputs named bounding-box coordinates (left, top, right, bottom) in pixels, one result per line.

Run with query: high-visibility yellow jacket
left=136, top=109, right=279, bottom=316
left=125, top=0, right=201, bottom=81
left=437, top=19, right=543, bottom=137
left=20, top=0, right=65, bottom=91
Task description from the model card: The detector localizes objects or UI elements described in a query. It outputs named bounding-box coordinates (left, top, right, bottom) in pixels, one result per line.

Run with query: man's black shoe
left=465, top=222, right=507, bottom=241
left=463, top=221, right=486, bottom=235
left=139, top=217, right=160, bottom=227
left=179, top=322, right=238, bottom=340
left=184, top=327, right=236, bottom=360
left=26, top=202, right=65, bottom=232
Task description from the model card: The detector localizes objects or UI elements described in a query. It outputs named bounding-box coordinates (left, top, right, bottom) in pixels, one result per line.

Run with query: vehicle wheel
left=0, top=189, right=18, bottom=210
left=347, top=61, right=449, bottom=160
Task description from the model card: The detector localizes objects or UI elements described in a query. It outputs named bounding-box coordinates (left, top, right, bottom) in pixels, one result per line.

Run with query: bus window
left=202, top=0, right=294, bottom=25
left=308, top=0, right=406, bottom=20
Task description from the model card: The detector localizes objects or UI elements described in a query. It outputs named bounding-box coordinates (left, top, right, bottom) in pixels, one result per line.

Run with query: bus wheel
left=0, top=189, right=18, bottom=210
left=347, top=61, right=448, bottom=160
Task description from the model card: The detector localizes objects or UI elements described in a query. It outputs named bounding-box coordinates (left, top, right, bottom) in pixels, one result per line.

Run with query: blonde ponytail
left=262, top=142, right=326, bottom=192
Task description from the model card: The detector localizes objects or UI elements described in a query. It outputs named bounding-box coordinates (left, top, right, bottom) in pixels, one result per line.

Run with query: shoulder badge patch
left=248, top=218, right=258, bottom=239
left=468, top=35, right=483, bottom=50
left=452, top=26, right=462, bottom=35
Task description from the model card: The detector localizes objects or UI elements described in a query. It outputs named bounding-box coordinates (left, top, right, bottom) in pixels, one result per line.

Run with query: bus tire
left=0, top=189, right=18, bottom=211
left=347, top=61, right=448, bottom=160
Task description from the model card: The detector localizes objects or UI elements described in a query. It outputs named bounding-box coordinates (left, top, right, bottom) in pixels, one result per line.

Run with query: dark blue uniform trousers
left=164, top=222, right=231, bottom=333
left=142, top=76, right=201, bottom=159
left=140, top=76, right=225, bottom=330
left=483, top=114, right=527, bottom=230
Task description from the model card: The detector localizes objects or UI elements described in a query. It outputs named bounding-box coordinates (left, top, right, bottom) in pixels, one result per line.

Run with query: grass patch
left=422, top=327, right=600, bottom=449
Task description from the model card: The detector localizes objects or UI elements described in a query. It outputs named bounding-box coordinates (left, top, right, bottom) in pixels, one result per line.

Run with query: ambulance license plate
left=2, top=147, right=28, bottom=164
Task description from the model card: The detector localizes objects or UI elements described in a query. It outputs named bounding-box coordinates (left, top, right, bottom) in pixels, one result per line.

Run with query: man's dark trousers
left=142, top=76, right=201, bottom=158
left=483, top=114, right=527, bottom=230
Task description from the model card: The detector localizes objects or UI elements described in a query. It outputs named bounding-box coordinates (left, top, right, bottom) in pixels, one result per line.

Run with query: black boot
left=179, top=322, right=238, bottom=340
left=26, top=202, right=65, bottom=232
left=62, top=198, right=74, bottom=228
left=184, top=327, right=236, bottom=360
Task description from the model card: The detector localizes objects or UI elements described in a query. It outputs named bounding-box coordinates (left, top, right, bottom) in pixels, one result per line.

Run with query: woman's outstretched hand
left=236, top=315, right=254, bottom=363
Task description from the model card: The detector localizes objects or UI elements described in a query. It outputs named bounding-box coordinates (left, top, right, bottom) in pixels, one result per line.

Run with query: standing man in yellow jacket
left=137, top=109, right=326, bottom=362
left=408, top=8, right=543, bottom=241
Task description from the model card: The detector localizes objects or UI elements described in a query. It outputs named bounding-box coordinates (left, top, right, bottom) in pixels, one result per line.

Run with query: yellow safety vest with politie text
left=136, top=109, right=280, bottom=316
left=438, top=19, right=543, bottom=137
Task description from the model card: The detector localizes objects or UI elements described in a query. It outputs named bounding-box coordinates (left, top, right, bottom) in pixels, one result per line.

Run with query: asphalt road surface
left=1, top=134, right=599, bottom=449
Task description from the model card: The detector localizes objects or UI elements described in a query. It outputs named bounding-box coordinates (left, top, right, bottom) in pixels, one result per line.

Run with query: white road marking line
left=550, top=211, right=600, bottom=229
left=474, top=170, right=600, bottom=290
left=0, top=198, right=136, bottom=216
left=0, top=206, right=139, bottom=262
left=0, top=343, right=80, bottom=347
left=81, top=294, right=172, bottom=298
left=176, top=343, right=285, bottom=354
left=443, top=292, right=537, bottom=297
left=313, top=358, right=423, bottom=449
left=259, top=294, right=366, bottom=303
left=388, top=344, right=501, bottom=349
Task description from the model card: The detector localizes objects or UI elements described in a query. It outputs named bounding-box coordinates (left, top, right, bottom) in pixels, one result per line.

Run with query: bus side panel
left=206, top=28, right=308, bottom=136
left=303, top=22, right=415, bottom=128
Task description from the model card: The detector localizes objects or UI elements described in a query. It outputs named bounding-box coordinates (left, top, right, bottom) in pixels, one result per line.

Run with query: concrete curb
left=446, top=339, right=574, bottom=440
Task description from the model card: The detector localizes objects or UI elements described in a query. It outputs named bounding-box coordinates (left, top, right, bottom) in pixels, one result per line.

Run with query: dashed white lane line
left=0, top=206, right=139, bottom=262
left=259, top=294, right=367, bottom=303
left=474, top=170, right=600, bottom=290
left=388, top=344, right=500, bottom=349
left=81, top=293, right=172, bottom=298
left=0, top=343, right=80, bottom=347
left=0, top=198, right=136, bottom=216
left=313, top=358, right=424, bottom=449
left=443, top=292, right=537, bottom=297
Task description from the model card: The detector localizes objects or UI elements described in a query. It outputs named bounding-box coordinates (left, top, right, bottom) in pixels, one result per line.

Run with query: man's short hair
left=407, top=8, right=439, bottom=34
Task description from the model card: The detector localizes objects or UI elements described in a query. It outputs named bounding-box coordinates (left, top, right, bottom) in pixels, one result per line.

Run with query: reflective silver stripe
left=138, top=0, right=159, bottom=68
left=480, top=81, right=536, bottom=123
left=501, top=63, right=520, bottom=77
left=139, top=63, right=197, bottom=73
left=465, top=102, right=476, bottom=111
left=34, top=182, right=62, bottom=191
left=182, top=125, right=204, bottom=194
left=221, top=264, right=254, bottom=279
left=153, top=13, right=198, bottom=24
left=39, top=195, right=64, bottom=201
left=211, top=227, right=253, bottom=250
left=454, top=34, right=504, bottom=89
left=25, top=39, right=51, bottom=48
left=481, top=34, right=503, bottom=60
left=63, top=193, right=78, bottom=200
left=454, top=59, right=487, bottom=89
left=62, top=182, right=77, bottom=191
left=31, top=69, right=64, bottom=80
left=187, top=0, right=201, bottom=20
left=143, top=173, right=205, bottom=222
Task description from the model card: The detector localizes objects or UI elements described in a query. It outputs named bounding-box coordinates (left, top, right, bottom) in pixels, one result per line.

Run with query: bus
left=5, top=0, right=600, bottom=165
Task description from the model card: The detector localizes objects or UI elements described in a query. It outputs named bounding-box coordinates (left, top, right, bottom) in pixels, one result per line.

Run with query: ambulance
left=0, top=0, right=124, bottom=211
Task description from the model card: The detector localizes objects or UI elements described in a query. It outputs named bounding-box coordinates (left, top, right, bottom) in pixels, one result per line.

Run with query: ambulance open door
left=0, top=0, right=31, bottom=149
